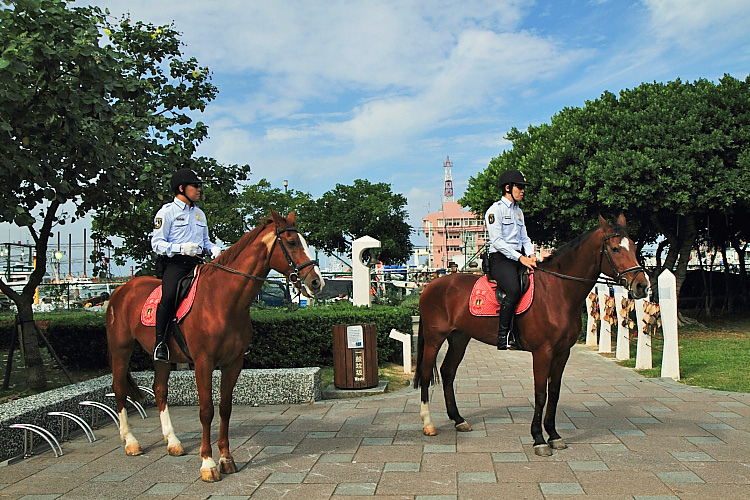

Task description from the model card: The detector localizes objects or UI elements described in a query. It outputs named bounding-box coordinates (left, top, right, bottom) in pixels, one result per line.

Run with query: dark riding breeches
left=488, top=252, right=524, bottom=307
left=155, top=255, right=201, bottom=336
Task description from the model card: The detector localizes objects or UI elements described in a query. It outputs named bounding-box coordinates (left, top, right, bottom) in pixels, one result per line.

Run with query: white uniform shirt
left=484, top=197, right=534, bottom=261
left=151, top=198, right=219, bottom=257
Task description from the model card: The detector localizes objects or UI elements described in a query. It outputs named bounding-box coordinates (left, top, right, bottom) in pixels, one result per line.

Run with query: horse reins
left=534, top=232, right=647, bottom=289
left=205, top=226, right=318, bottom=286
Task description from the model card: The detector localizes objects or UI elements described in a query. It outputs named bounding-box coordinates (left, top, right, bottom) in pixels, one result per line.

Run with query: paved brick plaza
left=1, top=342, right=748, bottom=499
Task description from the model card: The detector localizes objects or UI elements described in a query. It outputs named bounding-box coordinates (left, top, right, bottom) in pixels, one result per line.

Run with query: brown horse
left=415, top=215, right=649, bottom=456
left=106, top=210, right=324, bottom=481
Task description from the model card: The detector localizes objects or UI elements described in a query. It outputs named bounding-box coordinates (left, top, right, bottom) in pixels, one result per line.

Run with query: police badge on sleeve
left=154, top=217, right=163, bottom=229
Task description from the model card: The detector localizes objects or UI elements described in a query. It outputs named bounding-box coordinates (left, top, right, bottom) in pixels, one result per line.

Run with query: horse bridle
left=535, top=232, right=647, bottom=290
left=206, top=225, right=318, bottom=286
left=272, top=227, right=318, bottom=286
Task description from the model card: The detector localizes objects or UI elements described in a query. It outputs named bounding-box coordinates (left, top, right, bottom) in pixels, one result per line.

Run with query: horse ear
left=287, top=211, right=296, bottom=225
left=598, top=214, right=610, bottom=230
left=270, top=209, right=284, bottom=225
left=616, top=213, right=626, bottom=227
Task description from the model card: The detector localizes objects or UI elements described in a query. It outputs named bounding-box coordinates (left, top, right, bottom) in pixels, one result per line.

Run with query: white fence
left=586, top=269, right=680, bottom=380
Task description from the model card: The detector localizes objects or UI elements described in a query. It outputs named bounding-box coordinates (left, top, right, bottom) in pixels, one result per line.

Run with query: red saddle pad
left=469, top=274, right=534, bottom=317
left=141, top=268, right=201, bottom=326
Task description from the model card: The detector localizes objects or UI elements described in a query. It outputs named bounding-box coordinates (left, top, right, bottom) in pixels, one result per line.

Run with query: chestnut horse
left=106, top=210, right=324, bottom=481
left=415, top=215, right=649, bottom=456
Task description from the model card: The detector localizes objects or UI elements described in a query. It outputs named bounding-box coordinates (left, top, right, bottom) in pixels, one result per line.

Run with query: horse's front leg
left=530, top=348, right=553, bottom=456
left=543, top=349, right=571, bottom=451
left=217, top=357, right=244, bottom=475
left=153, top=361, right=184, bottom=456
left=194, top=361, right=219, bottom=482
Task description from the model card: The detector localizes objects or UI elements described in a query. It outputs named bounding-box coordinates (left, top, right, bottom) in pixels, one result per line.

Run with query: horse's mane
left=541, top=222, right=628, bottom=266
left=200, top=218, right=273, bottom=278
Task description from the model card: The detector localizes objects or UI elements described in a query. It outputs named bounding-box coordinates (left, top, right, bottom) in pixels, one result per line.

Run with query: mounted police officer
left=151, top=167, right=222, bottom=363
left=484, top=169, right=537, bottom=350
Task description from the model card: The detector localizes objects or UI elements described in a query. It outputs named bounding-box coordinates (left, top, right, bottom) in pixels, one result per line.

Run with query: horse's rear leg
left=195, top=361, right=219, bottom=482
left=217, top=357, right=243, bottom=475
left=153, top=361, right=184, bottom=457
left=441, top=332, right=472, bottom=432
left=416, top=331, right=443, bottom=436
left=544, top=349, right=571, bottom=451
left=110, top=342, right=143, bottom=456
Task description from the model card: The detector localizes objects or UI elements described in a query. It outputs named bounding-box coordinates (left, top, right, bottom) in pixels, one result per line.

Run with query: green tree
left=205, top=178, right=313, bottom=245
left=0, top=0, right=244, bottom=389
left=304, top=179, right=413, bottom=265
left=461, top=75, right=750, bottom=300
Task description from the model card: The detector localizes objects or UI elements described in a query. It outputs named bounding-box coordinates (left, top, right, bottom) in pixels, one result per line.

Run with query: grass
left=319, top=362, right=413, bottom=394
left=0, top=347, right=109, bottom=404
left=607, top=315, right=750, bottom=393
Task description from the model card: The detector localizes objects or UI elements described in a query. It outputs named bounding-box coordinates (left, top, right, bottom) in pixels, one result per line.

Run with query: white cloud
left=642, top=0, right=750, bottom=47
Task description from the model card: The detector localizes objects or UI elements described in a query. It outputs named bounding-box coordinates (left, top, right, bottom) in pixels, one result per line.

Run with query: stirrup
left=153, top=342, right=170, bottom=363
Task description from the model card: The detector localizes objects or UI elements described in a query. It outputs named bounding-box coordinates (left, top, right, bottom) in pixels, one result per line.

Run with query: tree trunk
left=16, top=299, right=47, bottom=392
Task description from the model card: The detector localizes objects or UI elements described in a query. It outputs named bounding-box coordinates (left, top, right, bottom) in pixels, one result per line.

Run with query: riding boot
left=153, top=304, right=171, bottom=363
left=496, top=302, right=515, bottom=350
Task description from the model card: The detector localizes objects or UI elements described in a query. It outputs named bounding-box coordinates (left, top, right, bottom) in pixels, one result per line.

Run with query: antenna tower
left=443, top=156, right=454, bottom=203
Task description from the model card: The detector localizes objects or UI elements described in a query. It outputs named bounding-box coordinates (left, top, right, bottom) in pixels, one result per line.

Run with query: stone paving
left=0, top=342, right=748, bottom=499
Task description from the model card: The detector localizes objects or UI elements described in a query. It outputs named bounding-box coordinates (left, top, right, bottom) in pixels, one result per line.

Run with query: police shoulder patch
left=154, top=217, right=162, bottom=229
left=488, top=213, right=495, bottom=224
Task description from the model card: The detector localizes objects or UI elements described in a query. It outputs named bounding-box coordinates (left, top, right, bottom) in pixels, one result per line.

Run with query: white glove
left=181, top=242, right=200, bottom=257
left=210, top=247, right=221, bottom=259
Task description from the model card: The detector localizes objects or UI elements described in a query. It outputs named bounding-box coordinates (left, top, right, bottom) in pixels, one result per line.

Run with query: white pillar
left=352, top=236, right=381, bottom=307
left=585, top=286, right=598, bottom=347
left=659, top=270, right=680, bottom=380
left=634, top=297, right=652, bottom=370
left=597, top=279, right=611, bottom=353
left=614, top=286, right=630, bottom=360
left=389, top=329, right=412, bottom=374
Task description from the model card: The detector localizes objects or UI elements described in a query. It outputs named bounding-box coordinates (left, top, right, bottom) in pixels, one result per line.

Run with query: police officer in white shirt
left=151, top=167, right=222, bottom=362
left=484, top=169, right=537, bottom=350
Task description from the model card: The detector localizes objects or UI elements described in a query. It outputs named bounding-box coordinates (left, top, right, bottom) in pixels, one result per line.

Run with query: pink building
left=422, top=201, right=488, bottom=269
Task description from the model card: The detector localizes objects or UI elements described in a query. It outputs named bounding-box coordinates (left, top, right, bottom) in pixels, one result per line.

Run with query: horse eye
left=288, top=239, right=297, bottom=247
left=611, top=246, right=620, bottom=253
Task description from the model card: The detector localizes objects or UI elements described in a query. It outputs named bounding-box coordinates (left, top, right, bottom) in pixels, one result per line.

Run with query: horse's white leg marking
left=160, top=405, right=182, bottom=450
left=119, top=408, right=141, bottom=454
left=201, top=456, right=217, bottom=471
left=420, top=402, right=433, bottom=428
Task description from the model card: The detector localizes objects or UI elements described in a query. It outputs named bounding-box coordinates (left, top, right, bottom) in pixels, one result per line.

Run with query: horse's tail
left=413, top=316, right=440, bottom=390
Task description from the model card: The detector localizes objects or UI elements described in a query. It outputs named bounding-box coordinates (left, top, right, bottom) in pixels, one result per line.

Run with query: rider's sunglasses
left=187, top=183, right=201, bottom=188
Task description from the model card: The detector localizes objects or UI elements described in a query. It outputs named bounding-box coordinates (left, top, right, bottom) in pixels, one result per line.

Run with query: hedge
left=0, top=305, right=414, bottom=371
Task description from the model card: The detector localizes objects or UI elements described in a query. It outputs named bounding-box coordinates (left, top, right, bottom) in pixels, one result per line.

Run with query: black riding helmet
left=498, top=169, right=529, bottom=193
left=170, top=167, right=202, bottom=193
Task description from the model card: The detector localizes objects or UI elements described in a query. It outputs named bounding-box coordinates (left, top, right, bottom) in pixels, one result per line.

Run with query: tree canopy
left=461, top=75, right=750, bottom=297
left=303, top=179, right=413, bottom=265
left=0, top=0, right=247, bottom=388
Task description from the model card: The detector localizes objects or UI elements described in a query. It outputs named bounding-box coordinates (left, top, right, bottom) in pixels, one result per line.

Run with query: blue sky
left=3, top=0, right=750, bottom=274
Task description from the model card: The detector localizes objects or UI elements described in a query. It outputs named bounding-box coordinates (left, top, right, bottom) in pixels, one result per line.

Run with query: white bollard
left=389, top=329, right=412, bottom=374
left=634, top=297, right=652, bottom=370
left=585, top=286, right=598, bottom=347
left=597, top=280, right=612, bottom=353
left=614, top=285, right=630, bottom=360
left=659, top=270, right=680, bottom=380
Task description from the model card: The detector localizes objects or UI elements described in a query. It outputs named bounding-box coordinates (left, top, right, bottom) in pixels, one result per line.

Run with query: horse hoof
left=423, top=424, right=437, bottom=436
left=200, top=467, right=221, bottom=482
left=168, top=444, right=185, bottom=456
left=455, top=422, right=472, bottom=432
left=534, top=444, right=553, bottom=456
left=219, top=458, right=238, bottom=474
left=125, top=443, right=143, bottom=456
left=549, top=438, right=567, bottom=450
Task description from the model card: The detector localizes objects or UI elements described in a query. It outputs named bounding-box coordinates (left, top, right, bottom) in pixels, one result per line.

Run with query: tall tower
left=443, top=156, right=454, bottom=203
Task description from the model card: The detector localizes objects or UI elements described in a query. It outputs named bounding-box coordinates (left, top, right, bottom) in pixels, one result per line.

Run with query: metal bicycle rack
left=9, top=423, right=63, bottom=458
left=105, top=393, right=148, bottom=419
left=78, top=401, right=120, bottom=429
left=47, top=411, right=96, bottom=443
